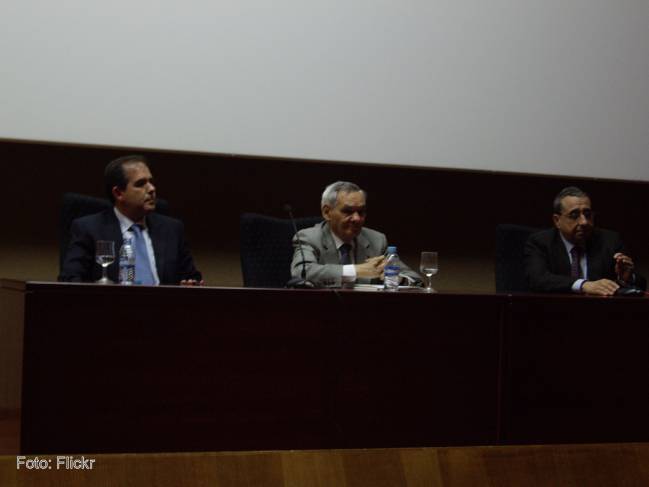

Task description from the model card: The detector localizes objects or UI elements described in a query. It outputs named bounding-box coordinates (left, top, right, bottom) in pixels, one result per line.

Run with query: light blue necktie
left=131, top=224, right=155, bottom=285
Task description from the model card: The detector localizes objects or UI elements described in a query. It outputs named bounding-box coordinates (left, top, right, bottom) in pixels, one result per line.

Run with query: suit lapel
left=354, top=231, right=372, bottom=263
left=147, top=214, right=166, bottom=280
left=105, top=211, right=123, bottom=247
left=551, top=230, right=572, bottom=276
left=322, top=224, right=373, bottom=264
left=321, top=223, right=341, bottom=264
left=585, top=232, right=603, bottom=280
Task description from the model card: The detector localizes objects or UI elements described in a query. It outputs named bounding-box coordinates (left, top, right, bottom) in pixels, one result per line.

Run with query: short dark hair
left=553, top=186, right=589, bottom=214
left=104, top=155, right=149, bottom=203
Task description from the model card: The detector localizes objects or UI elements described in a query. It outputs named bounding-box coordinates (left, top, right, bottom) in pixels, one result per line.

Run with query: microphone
left=399, top=272, right=419, bottom=286
left=284, top=204, right=316, bottom=289
left=614, top=255, right=643, bottom=296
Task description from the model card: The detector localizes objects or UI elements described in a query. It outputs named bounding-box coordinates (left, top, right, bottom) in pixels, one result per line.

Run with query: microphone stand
left=284, top=204, right=316, bottom=289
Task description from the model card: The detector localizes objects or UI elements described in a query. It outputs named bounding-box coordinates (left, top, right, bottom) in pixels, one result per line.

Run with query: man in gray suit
left=290, top=181, right=422, bottom=288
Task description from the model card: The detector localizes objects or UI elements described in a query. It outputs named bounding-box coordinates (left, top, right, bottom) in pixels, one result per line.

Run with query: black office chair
left=495, top=223, right=541, bottom=293
left=240, top=213, right=322, bottom=288
left=59, top=192, right=169, bottom=272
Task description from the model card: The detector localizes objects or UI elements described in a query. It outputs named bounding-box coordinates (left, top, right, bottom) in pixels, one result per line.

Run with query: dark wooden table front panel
left=501, top=294, right=649, bottom=444
left=15, top=284, right=505, bottom=453
left=332, top=291, right=503, bottom=447
left=3, top=281, right=648, bottom=454
left=20, top=285, right=339, bottom=453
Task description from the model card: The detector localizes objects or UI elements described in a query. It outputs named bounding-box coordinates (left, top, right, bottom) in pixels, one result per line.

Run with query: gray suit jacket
left=291, top=222, right=422, bottom=288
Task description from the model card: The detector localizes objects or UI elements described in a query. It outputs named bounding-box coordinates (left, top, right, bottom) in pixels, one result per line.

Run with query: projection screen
left=1, top=1, right=648, bottom=181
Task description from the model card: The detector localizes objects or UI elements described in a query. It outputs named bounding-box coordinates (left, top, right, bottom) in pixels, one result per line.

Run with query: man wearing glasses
left=524, top=186, right=645, bottom=295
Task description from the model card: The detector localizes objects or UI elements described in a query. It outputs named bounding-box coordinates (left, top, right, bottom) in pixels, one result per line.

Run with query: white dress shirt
left=114, top=208, right=160, bottom=285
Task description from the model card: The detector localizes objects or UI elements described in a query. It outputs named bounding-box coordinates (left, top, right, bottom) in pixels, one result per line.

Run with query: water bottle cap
left=387, top=245, right=397, bottom=254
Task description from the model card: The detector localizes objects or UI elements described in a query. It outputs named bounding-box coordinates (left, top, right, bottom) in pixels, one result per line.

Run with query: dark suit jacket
left=524, top=227, right=646, bottom=293
left=59, top=209, right=201, bottom=284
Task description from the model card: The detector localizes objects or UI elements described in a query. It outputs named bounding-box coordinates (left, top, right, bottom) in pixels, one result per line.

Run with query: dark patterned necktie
left=570, top=246, right=583, bottom=279
left=339, top=243, right=352, bottom=265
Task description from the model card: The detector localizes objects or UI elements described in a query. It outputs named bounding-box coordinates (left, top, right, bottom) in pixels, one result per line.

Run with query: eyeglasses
left=559, top=209, right=594, bottom=221
left=340, top=207, right=366, bottom=217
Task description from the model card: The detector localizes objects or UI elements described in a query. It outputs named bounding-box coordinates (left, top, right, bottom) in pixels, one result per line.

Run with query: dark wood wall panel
left=1, top=140, right=648, bottom=286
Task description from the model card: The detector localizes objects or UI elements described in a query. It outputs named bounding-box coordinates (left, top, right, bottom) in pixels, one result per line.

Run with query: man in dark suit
left=524, top=186, right=645, bottom=295
left=59, top=155, right=202, bottom=285
left=290, top=181, right=422, bottom=288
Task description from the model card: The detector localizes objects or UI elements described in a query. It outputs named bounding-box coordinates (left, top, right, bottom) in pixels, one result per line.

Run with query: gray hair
left=553, top=186, right=589, bottom=214
left=321, top=181, right=366, bottom=208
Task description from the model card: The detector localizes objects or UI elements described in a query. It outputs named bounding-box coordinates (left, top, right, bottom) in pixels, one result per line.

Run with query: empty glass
left=419, top=251, right=438, bottom=292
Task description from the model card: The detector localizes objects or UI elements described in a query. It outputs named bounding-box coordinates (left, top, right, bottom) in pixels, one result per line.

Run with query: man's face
left=114, top=162, right=156, bottom=221
left=323, top=190, right=366, bottom=243
left=553, top=195, right=594, bottom=245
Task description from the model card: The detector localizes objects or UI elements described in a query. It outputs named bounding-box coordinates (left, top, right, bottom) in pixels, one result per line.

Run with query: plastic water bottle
left=383, top=246, right=400, bottom=292
left=118, top=237, right=136, bottom=285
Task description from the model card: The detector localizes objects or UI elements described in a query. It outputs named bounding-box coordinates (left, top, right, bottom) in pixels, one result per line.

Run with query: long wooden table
left=1, top=280, right=648, bottom=454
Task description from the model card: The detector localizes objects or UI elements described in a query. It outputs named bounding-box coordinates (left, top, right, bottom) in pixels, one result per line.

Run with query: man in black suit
left=59, top=155, right=202, bottom=285
left=524, top=186, right=645, bottom=296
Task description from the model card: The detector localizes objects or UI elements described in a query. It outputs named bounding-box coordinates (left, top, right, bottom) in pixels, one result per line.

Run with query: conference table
left=1, top=280, right=648, bottom=454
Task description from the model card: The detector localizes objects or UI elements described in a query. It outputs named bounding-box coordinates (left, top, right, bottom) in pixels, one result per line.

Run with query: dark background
left=1, top=139, right=647, bottom=289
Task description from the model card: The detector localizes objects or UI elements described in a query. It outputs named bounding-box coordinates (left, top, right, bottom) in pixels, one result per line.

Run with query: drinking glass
left=95, top=240, right=115, bottom=284
left=419, top=251, right=438, bottom=292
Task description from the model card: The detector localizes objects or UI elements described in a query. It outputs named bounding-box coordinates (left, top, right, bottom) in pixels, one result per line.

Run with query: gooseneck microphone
left=284, top=204, right=316, bottom=289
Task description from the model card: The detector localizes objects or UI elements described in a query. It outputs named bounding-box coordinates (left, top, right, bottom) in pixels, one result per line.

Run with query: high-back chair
left=240, top=213, right=322, bottom=288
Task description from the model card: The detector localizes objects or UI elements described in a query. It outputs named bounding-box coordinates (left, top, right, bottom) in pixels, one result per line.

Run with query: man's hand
left=180, top=279, right=205, bottom=286
left=355, top=255, right=385, bottom=279
left=614, top=252, right=634, bottom=283
left=581, top=279, right=619, bottom=296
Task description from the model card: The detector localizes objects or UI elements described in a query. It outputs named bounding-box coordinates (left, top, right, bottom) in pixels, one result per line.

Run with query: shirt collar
left=330, top=231, right=354, bottom=251
left=559, top=231, right=578, bottom=254
left=114, top=207, right=146, bottom=234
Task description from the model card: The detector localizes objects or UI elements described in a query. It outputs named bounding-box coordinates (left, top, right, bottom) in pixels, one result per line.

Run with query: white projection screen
left=1, top=1, right=648, bottom=181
